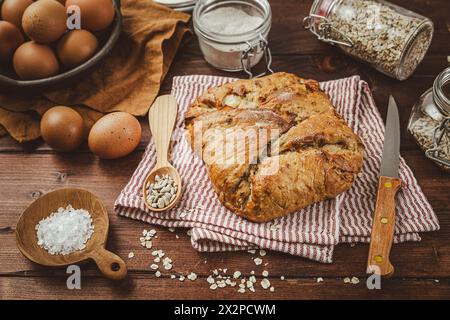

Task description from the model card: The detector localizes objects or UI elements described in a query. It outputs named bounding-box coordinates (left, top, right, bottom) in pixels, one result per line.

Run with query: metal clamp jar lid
left=304, top=0, right=434, bottom=80
left=408, top=67, right=450, bottom=170
left=193, top=0, right=273, bottom=78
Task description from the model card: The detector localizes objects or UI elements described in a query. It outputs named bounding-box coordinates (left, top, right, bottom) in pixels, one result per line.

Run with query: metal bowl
left=0, top=0, right=122, bottom=93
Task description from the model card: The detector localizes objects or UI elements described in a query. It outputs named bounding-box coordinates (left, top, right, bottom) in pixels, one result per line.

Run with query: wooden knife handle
left=367, top=176, right=402, bottom=277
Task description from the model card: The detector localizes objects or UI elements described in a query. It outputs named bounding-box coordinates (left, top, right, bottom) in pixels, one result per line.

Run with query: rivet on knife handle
left=367, top=176, right=402, bottom=277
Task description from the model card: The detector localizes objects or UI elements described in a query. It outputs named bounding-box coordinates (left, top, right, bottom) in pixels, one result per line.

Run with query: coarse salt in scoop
left=35, top=205, right=94, bottom=255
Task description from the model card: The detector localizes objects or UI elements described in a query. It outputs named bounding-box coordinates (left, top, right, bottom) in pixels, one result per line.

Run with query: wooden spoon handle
left=148, top=95, right=178, bottom=167
left=90, top=248, right=127, bottom=281
left=367, top=176, right=402, bottom=277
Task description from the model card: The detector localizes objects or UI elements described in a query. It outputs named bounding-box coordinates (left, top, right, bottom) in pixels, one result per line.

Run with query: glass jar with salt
left=408, top=67, right=450, bottom=171
left=193, top=0, right=272, bottom=78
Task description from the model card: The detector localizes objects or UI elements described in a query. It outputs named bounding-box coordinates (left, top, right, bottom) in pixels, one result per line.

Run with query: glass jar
left=193, top=0, right=273, bottom=78
left=408, top=67, right=450, bottom=171
left=304, top=0, right=434, bottom=80
left=154, top=0, right=198, bottom=12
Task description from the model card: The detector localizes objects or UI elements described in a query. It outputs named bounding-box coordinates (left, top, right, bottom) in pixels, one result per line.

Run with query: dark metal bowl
left=0, top=0, right=122, bottom=93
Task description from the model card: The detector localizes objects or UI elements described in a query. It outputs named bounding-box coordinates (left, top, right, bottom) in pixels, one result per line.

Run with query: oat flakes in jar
left=304, top=0, right=434, bottom=80
left=408, top=67, right=450, bottom=171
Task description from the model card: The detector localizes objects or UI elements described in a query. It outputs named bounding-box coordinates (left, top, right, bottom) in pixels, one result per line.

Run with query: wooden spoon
left=143, top=95, right=183, bottom=212
left=16, top=188, right=127, bottom=281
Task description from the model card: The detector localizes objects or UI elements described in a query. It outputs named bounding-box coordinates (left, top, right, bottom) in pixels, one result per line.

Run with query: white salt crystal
left=35, top=205, right=94, bottom=255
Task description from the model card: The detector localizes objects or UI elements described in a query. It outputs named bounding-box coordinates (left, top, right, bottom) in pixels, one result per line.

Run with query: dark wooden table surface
left=1, top=0, right=449, bottom=300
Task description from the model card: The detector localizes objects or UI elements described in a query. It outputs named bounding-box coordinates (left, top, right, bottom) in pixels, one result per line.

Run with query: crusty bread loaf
left=185, top=72, right=364, bottom=222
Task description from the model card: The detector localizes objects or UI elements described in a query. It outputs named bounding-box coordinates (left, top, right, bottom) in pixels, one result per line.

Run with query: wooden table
left=1, top=0, right=449, bottom=300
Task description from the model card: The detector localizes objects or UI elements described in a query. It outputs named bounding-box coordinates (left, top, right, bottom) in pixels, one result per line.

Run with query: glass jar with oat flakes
left=408, top=67, right=450, bottom=171
left=304, top=0, right=434, bottom=80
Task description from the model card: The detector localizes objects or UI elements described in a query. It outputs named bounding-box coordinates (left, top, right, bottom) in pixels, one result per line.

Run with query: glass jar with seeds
left=304, top=0, right=434, bottom=80
left=408, top=67, right=450, bottom=171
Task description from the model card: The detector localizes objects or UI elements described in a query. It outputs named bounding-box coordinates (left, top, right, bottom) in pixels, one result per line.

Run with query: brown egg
left=22, top=0, right=67, bottom=43
left=57, top=29, right=98, bottom=68
left=41, top=106, right=85, bottom=152
left=0, top=21, right=24, bottom=63
left=1, top=0, right=33, bottom=31
left=88, top=112, right=142, bottom=159
left=65, top=0, right=115, bottom=32
left=13, top=41, right=59, bottom=80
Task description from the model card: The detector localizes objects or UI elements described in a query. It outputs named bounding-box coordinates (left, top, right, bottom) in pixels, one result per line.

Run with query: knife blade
left=379, top=95, right=401, bottom=178
left=367, top=95, right=402, bottom=277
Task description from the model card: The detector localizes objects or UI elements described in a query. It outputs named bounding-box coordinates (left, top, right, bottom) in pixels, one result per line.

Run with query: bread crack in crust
left=185, top=73, right=364, bottom=222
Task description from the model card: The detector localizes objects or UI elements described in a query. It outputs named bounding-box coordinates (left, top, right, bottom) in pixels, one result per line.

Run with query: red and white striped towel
left=114, top=75, right=440, bottom=263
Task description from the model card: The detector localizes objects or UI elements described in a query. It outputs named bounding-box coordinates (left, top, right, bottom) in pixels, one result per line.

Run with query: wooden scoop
left=16, top=188, right=127, bottom=281
left=143, top=95, right=183, bottom=212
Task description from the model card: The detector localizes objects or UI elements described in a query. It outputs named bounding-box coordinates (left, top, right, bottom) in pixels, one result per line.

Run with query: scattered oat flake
left=187, top=272, right=198, bottom=281
left=233, top=271, right=241, bottom=279
left=434, top=279, right=440, bottom=283
left=155, top=271, right=161, bottom=278
left=150, top=264, right=159, bottom=270
left=128, top=252, right=134, bottom=259
left=254, top=258, right=263, bottom=265
left=261, top=278, right=271, bottom=289
left=169, top=227, right=175, bottom=232
left=179, top=275, right=185, bottom=281
left=164, top=264, right=173, bottom=270
left=269, top=286, right=275, bottom=292
left=250, top=270, right=255, bottom=275
left=171, top=275, right=176, bottom=279
left=248, top=249, right=256, bottom=254
left=175, top=235, right=180, bottom=239
left=262, top=270, right=269, bottom=277
left=351, top=277, right=360, bottom=284
left=187, top=230, right=192, bottom=236
left=259, top=250, right=267, bottom=257
left=317, top=277, right=324, bottom=283
left=210, top=283, right=218, bottom=290
left=344, top=277, right=351, bottom=284
left=280, top=276, right=285, bottom=280
left=238, top=288, right=245, bottom=293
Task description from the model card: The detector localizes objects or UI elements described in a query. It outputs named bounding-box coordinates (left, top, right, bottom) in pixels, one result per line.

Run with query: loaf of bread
left=185, top=73, right=364, bottom=222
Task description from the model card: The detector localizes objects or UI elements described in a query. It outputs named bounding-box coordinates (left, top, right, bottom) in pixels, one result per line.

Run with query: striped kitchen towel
left=114, top=75, right=440, bottom=263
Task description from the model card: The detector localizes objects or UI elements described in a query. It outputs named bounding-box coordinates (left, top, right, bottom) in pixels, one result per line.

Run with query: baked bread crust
left=185, top=72, right=364, bottom=222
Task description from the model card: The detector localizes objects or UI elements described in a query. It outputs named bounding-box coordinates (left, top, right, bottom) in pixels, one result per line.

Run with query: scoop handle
left=148, top=95, right=178, bottom=168
left=90, top=248, right=127, bottom=281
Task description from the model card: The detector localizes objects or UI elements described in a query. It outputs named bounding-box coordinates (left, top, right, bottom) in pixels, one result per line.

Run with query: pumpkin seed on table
left=145, top=174, right=179, bottom=209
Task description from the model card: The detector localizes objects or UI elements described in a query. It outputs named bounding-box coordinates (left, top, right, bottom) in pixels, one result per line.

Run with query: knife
left=367, top=95, right=402, bottom=277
